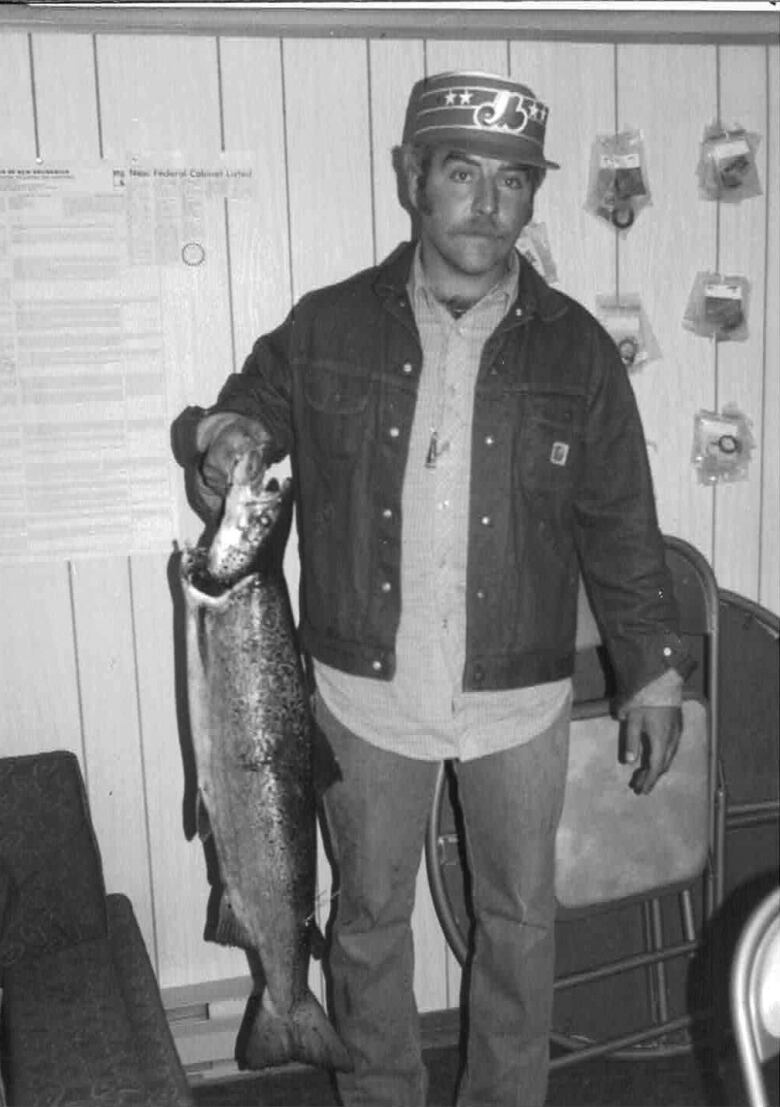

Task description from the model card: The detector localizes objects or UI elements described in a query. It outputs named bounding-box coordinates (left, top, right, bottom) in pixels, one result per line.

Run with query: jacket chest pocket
left=302, top=364, right=371, bottom=458
left=516, top=392, right=584, bottom=492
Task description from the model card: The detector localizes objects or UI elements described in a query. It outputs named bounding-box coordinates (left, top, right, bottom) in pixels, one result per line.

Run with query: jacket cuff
left=617, top=667, right=684, bottom=718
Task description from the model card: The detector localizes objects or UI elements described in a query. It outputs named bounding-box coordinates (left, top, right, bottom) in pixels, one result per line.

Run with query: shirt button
left=389, top=426, right=400, bottom=439
left=401, top=361, right=414, bottom=374
left=662, top=646, right=672, bottom=658
left=515, top=307, right=523, bottom=317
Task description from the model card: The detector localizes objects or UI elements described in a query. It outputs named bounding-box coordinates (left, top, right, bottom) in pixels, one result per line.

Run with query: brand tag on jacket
left=550, top=441, right=570, bottom=466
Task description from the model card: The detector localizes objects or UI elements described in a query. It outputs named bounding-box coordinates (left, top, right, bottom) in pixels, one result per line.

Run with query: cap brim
left=415, top=128, right=560, bottom=170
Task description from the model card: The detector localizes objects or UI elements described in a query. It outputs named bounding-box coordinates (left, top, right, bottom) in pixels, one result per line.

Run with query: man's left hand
left=623, top=705, right=683, bottom=795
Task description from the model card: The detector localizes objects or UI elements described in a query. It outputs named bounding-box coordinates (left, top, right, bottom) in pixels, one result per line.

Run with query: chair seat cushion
left=555, top=697, right=710, bottom=910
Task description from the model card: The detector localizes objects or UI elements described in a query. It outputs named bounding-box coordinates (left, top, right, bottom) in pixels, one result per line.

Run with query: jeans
left=317, top=693, right=571, bottom=1107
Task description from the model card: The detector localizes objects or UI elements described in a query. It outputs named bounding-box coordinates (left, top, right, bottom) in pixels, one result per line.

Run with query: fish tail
left=238, top=989, right=353, bottom=1073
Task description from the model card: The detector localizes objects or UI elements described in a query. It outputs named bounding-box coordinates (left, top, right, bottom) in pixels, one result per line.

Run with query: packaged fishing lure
left=595, top=293, right=660, bottom=371
left=683, top=271, right=750, bottom=342
left=691, top=405, right=755, bottom=485
left=697, top=123, right=762, bottom=203
left=517, top=221, right=559, bottom=285
left=586, top=129, right=651, bottom=232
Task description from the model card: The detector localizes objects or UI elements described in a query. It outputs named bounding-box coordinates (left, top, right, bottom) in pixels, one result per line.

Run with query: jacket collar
left=373, top=240, right=568, bottom=324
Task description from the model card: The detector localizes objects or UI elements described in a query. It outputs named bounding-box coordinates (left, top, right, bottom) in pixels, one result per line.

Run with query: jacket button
left=380, top=581, right=392, bottom=593
left=401, top=361, right=414, bottom=374
left=389, top=426, right=400, bottom=439
left=372, top=659, right=383, bottom=672
left=480, top=515, right=492, bottom=527
left=382, top=507, right=393, bottom=519
left=484, top=435, right=495, bottom=447
left=475, top=588, right=486, bottom=600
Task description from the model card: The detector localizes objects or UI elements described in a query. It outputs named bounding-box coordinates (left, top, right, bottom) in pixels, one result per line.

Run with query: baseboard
left=162, top=978, right=461, bottom=1084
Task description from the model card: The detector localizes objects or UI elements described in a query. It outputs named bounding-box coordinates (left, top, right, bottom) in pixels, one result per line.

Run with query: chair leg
left=650, top=897, right=670, bottom=1024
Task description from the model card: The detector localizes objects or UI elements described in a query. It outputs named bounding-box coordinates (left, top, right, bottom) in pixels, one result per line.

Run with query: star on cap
left=459, top=90, right=473, bottom=105
left=444, top=91, right=457, bottom=105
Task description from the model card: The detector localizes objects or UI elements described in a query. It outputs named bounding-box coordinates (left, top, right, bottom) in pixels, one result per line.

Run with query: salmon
left=179, top=450, right=352, bottom=1073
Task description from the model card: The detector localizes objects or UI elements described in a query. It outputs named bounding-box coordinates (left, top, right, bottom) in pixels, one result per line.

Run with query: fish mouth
left=182, top=471, right=293, bottom=598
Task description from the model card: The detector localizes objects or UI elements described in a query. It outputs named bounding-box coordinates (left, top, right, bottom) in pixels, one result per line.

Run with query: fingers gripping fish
left=180, top=449, right=352, bottom=1073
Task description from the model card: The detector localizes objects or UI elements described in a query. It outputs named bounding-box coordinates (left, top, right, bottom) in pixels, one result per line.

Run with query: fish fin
left=238, top=988, right=353, bottom=1073
left=195, top=791, right=212, bottom=842
left=308, top=920, right=326, bottom=961
left=311, top=720, right=342, bottom=798
left=214, top=891, right=255, bottom=951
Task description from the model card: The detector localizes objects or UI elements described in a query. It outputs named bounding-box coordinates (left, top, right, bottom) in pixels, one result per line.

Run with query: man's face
left=409, top=145, right=537, bottom=292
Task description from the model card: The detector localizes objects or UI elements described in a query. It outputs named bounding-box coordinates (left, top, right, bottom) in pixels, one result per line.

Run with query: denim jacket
left=173, top=241, right=692, bottom=705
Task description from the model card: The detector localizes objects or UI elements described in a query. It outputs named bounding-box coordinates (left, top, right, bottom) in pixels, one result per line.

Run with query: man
left=173, top=71, right=692, bottom=1107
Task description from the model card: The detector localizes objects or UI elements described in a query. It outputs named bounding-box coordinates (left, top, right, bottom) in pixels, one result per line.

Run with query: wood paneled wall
left=1, top=22, right=778, bottom=1034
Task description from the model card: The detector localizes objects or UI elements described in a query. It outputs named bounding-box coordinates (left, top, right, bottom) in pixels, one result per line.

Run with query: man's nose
left=473, top=174, right=498, bottom=214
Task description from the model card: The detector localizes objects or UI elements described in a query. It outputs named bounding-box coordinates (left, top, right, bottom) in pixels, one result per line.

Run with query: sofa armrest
left=0, top=752, right=107, bottom=964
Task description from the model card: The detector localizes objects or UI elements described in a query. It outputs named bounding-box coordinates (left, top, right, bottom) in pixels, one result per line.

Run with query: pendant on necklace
left=425, top=429, right=439, bottom=469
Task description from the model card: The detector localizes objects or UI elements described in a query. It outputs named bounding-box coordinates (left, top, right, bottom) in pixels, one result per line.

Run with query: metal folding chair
left=426, top=535, right=726, bottom=1066
left=730, top=886, right=780, bottom=1107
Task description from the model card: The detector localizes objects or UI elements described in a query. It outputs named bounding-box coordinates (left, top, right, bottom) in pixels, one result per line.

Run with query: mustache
left=454, top=220, right=505, bottom=237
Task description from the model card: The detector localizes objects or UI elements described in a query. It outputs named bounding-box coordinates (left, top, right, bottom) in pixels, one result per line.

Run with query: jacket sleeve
left=170, top=310, right=296, bottom=520
left=572, top=317, right=695, bottom=711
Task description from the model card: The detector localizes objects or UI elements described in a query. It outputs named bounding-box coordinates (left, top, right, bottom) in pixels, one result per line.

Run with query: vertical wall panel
left=0, top=564, right=83, bottom=757
left=369, top=38, right=425, bottom=264
left=761, top=45, right=780, bottom=612
left=0, top=34, right=84, bottom=763
left=94, top=33, right=244, bottom=986
left=69, top=557, right=155, bottom=946
left=510, top=42, right=616, bottom=307
left=130, top=550, right=247, bottom=987
left=0, top=33, right=34, bottom=146
left=715, top=46, right=770, bottom=598
left=617, top=45, right=718, bottom=557
left=425, top=38, right=508, bottom=76
left=219, top=37, right=292, bottom=360
left=26, top=38, right=156, bottom=943
left=283, top=38, right=374, bottom=297
left=33, top=33, right=99, bottom=156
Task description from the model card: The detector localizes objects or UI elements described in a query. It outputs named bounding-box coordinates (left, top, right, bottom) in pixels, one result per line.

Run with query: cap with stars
left=403, top=70, right=559, bottom=170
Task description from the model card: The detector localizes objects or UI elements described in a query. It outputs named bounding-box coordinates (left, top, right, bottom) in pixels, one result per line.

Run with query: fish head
left=207, top=451, right=293, bottom=584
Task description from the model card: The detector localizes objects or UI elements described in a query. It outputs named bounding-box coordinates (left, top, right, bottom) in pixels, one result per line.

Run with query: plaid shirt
left=314, top=246, right=571, bottom=761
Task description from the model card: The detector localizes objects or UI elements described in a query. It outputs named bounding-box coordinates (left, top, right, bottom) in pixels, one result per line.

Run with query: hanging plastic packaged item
left=586, top=130, right=651, bottom=232
left=595, top=293, right=660, bottom=371
left=697, top=123, right=762, bottom=203
left=691, top=404, right=755, bottom=485
left=516, top=221, right=559, bottom=285
left=683, top=271, right=750, bottom=342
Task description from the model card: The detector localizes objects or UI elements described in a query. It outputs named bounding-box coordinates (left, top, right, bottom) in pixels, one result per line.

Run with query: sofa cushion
left=0, top=858, right=18, bottom=962
left=0, top=752, right=107, bottom=964
left=3, top=900, right=192, bottom=1106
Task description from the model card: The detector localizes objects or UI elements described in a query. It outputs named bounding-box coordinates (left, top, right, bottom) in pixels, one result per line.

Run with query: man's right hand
left=195, top=413, right=271, bottom=514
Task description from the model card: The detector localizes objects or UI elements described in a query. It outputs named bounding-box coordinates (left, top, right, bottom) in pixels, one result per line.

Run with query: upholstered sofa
left=0, top=750, right=193, bottom=1107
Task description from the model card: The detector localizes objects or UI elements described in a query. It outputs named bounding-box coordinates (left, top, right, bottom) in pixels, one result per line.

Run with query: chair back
left=730, top=886, right=780, bottom=1107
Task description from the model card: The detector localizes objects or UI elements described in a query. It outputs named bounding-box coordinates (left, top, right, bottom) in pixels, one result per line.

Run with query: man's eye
left=504, top=175, right=528, bottom=190
left=450, top=168, right=472, bottom=182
